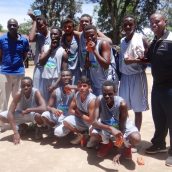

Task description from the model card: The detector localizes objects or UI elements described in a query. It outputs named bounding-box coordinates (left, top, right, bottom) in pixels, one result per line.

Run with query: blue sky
left=0, top=0, right=34, bottom=29
left=0, top=0, right=97, bottom=30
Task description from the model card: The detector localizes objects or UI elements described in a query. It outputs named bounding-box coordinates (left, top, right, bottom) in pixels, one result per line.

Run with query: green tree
left=0, top=24, right=3, bottom=32
left=18, top=20, right=32, bottom=35
left=95, top=0, right=160, bottom=44
left=31, top=0, right=82, bottom=27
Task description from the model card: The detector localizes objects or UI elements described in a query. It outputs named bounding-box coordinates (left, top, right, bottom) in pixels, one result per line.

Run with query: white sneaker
left=70, top=133, right=83, bottom=145
left=165, top=156, right=172, bottom=167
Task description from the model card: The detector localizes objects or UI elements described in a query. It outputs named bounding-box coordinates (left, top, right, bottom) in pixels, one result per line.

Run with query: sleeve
left=0, top=36, right=3, bottom=49
left=23, top=38, right=30, bottom=53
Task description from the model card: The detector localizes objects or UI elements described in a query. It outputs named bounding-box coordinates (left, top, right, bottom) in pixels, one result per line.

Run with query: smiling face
left=150, top=13, right=167, bottom=38
left=102, top=86, right=115, bottom=107
left=122, top=17, right=136, bottom=38
left=61, top=70, right=72, bottom=86
left=50, top=28, right=61, bottom=47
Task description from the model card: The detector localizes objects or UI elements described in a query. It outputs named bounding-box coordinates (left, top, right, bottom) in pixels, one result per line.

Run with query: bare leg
left=135, top=112, right=142, bottom=131
left=41, top=116, right=56, bottom=128
left=63, top=121, right=80, bottom=133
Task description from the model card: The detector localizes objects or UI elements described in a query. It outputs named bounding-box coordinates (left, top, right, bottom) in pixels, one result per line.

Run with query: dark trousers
left=151, top=85, right=172, bottom=154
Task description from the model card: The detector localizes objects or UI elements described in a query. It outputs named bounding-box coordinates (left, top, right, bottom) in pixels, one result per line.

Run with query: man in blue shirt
left=0, top=18, right=29, bottom=111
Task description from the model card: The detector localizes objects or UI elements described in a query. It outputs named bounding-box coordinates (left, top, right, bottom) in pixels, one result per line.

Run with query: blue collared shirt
left=0, top=33, right=29, bottom=75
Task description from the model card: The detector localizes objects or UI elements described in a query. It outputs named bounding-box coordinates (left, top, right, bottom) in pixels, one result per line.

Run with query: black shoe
left=145, top=145, right=167, bottom=154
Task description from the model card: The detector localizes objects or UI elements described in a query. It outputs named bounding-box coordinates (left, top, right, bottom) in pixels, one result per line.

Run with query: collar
left=154, top=30, right=170, bottom=41
left=6, top=32, right=21, bottom=41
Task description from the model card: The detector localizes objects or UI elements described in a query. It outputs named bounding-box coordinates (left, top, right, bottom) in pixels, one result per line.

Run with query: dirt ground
left=0, top=65, right=171, bottom=172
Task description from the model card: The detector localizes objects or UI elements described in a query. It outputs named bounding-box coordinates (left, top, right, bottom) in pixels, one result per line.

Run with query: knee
left=54, top=126, right=69, bottom=137
left=63, top=120, right=69, bottom=128
left=128, top=131, right=141, bottom=146
left=34, top=114, right=43, bottom=125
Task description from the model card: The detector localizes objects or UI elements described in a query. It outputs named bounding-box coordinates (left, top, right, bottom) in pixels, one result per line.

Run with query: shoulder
left=20, top=34, right=28, bottom=40
left=166, top=31, right=172, bottom=41
left=88, top=92, right=96, bottom=100
left=0, top=33, right=8, bottom=42
left=43, top=44, right=50, bottom=52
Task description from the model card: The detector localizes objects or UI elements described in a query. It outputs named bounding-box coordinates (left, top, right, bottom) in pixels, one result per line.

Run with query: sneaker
left=145, top=145, right=167, bottom=154
left=165, top=156, right=172, bottom=167
left=123, top=147, right=132, bottom=159
left=34, top=127, right=43, bottom=140
left=70, top=133, right=83, bottom=145
left=97, top=141, right=113, bottom=158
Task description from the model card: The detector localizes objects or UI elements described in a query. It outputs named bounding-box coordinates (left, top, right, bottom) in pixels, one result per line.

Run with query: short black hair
left=7, top=18, right=18, bottom=26
left=80, top=14, right=92, bottom=23
left=50, top=26, right=62, bottom=35
left=123, top=14, right=136, bottom=24
left=102, top=80, right=117, bottom=93
left=22, top=76, right=33, bottom=85
left=62, top=18, right=75, bottom=28
left=61, top=69, right=72, bottom=76
left=84, top=24, right=97, bottom=33
left=36, top=15, right=47, bottom=25
left=78, top=75, right=91, bottom=85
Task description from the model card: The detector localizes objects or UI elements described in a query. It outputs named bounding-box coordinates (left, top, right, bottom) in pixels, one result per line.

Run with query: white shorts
left=42, top=111, right=70, bottom=137
left=63, top=115, right=90, bottom=132
left=41, top=111, right=65, bottom=124
left=91, top=118, right=138, bottom=144
left=119, top=72, right=148, bottom=112
left=0, top=110, right=35, bottom=125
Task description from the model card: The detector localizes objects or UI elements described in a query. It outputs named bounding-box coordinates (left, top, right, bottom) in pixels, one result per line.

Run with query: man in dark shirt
left=145, top=12, right=172, bottom=167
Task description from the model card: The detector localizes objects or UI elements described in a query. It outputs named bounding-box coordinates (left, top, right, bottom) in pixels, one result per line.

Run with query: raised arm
left=28, top=10, right=37, bottom=42
left=88, top=40, right=111, bottom=69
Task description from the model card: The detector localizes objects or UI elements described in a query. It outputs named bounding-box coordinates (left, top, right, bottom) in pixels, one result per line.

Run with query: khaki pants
left=0, top=74, right=23, bottom=112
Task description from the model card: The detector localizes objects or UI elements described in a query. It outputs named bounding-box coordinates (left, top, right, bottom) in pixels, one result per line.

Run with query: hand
left=114, top=133, right=124, bottom=148
left=113, top=153, right=121, bottom=165
left=48, top=85, right=56, bottom=93
left=52, top=109, right=63, bottom=116
left=13, top=132, right=20, bottom=145
left=75, top=109, right=83, bottom=118
left=64, top=85, right=73, bottom=95
left=86, top=41, right=95, bottom=52
left=124, top=57, right=136, bottom=64
left=111, top=127, right=123, bottom=137
left=22, top=109, right=30, bottom=115
left=27, top=10, right=36, bottom=21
